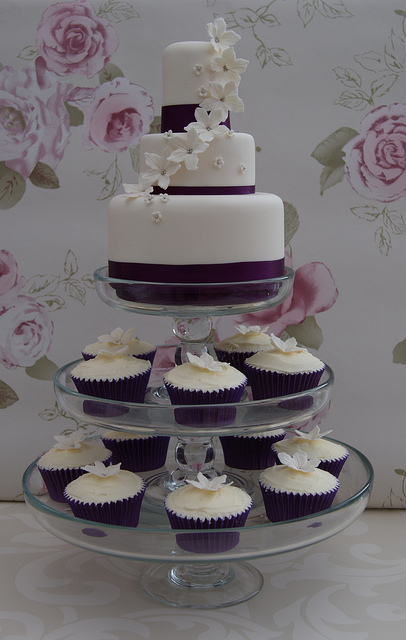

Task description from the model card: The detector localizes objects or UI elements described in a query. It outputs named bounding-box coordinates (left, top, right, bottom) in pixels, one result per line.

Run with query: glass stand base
left=139, top=561, right=264, bottom=609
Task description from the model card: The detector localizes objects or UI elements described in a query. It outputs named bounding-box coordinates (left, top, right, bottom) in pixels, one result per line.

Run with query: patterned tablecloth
left=1, top=503, right=405, bottom=639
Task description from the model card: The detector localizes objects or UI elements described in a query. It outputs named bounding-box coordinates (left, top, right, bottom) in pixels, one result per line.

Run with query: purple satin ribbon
left=109, top=259, right=285, bottom=284
left=161, top=104, right=231, bottom=133
left=153, top=185, right=255, bottom=195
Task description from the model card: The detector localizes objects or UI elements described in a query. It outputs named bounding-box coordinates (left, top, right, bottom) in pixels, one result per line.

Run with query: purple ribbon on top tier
left=153, top=185, right=255, bottom=195
left=161, top=104, right=231, bottom=133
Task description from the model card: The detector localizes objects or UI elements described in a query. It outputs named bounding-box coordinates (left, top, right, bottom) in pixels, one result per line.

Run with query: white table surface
left=1, top=503, right=405, bottom=640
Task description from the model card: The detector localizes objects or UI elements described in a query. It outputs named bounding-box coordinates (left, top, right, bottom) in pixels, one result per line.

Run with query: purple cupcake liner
left=220, top=430, right=286, bottom=470
left=82, top=349, right=156, bottom=365
left=214, top=349, right=257, bottom=374
left=38, top=450, right=113, bottom=503
left=71, top=367, right=151, bottom=404
left=101, top=435, right=170, bottom=472
left=259, top=481, right=339, bottom=523
left=245, top=364, right=325, bottom=400
left=165, top=507, right=250, bottom=553
left=65, top=481, right=146, bottom=527
left=165, top=381, right=246, bottom=427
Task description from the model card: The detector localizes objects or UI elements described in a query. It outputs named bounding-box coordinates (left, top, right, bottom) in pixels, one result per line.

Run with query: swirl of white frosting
left=165, top=482, right=252, bottom=519
left=71, top=354, right=151, bottom=382
left=65, top=469, right=145, bottom=504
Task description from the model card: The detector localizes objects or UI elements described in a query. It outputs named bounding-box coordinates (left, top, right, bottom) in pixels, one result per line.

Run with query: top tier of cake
left=161, top=41, right=233, bottom=132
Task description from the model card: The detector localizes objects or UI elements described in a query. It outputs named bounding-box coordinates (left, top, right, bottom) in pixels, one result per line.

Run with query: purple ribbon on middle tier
left=161, top=104, right=231, bottom=132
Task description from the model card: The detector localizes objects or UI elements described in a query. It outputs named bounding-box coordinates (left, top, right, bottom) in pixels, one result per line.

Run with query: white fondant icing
left=108, top=192, right=284, bottom=266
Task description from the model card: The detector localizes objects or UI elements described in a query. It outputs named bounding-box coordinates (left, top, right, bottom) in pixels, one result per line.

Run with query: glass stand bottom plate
left=139, top=560, right=263, bottom=608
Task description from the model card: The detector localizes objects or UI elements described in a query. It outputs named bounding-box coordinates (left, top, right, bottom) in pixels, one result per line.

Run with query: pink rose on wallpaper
left=36, top=0, right=119, bottom=78
left=237, top=254, right=338, bottom=335
left=343, top=103, right=406, bottom=203
left=0, top=295, right=54, bottom=369
left=0, top=65, right=71, bottom=179
left=81, top=78, right=154, bottom=152
left=0, top=250, right=25, bottom=305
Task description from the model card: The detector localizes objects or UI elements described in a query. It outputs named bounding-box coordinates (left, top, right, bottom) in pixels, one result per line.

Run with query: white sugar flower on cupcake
left=82, top=326, right=156, bottom=364
left=37, top=431, right=112, bottom=503
left=214, top=324, right=272, bottom=372
left=245, top=333, right=326, bottom=400
left=164, top=472, right=252, bottom=553
left=259, top=449, right=340, bottom=523
left=272, top=425, right=349, bottom=478
left=64, top=461, right=146, bottom=527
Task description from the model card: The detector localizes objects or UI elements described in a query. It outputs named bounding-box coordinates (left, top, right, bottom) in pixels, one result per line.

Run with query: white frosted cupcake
left=165, top=472, right=252, bottom=553
left=101, top=430, right=170, bottom=472
left=245, top=334, right=325, bottom=400
left=214, top=324, right=272, bottom=373
left=273, top=426, right=349, bottom=478
left=82, top=327, right=156, bottom=364
left=259, top=450, right=340, bottom=522
left=64, top=461, right=146, bottom=527
left=37, top=431, right=112, bottom=502
left=164, top=350, right=247, bottom=426
left=71, top=344, right=151, bottom=405
left=220, top=428, right=286, bottom=470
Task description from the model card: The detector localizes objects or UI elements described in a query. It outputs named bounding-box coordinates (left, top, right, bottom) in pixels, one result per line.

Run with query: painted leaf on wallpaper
left=286, top=315, right=323, bottom=350
left=28, top=162, right=60, bottom=189
left=64, top=103, right=84, bottom=127
left=0, top=380, right=19, bottom=409
left=284, top=201, right=299, bottom=248
left=98, top=62, right=125, bottom=85
left=392, top=339, right=406, bottom=364
left=25, top=355, right=58, bottom=381
left=0, top=163, right=26, bottom=210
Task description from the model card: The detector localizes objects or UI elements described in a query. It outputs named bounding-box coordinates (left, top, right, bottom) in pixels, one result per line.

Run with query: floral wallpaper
left=0, top=0, right=405, bottom=505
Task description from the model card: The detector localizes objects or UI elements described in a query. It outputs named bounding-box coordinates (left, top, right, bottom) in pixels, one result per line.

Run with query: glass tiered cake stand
left=23, top=268, right=373, bottom=609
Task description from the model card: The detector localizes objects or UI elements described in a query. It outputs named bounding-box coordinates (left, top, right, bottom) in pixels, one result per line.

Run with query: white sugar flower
left=163, top=130, right=173, bottom=138
left=185, top=107, right=228, bottom=142
left=81, top=460, right=121, bottom=477
left=97, top=344, right=129, bottom=358
left=235, top=324, right=269, bottom=335
left=152, top=211, right=162, bottom=223
left=194, top=64, right=204, bottom=76
left=240, top=163, right=247, bottom=174
left=214, top=156, right=224, bottom=169
left=278, top=450, right=320, bottom=473
left=269, top=333, right=306, bottom=353
left=167, top=128, right=209, bottom=170
left=187, top=348, right=224, bottom=372
left=144, top=193, right=154, bottom=205
left=186, top=471, right=232, bottom=491
left=159, top=193, right=169, bottom=202
left=210, top=47, right=249, bottom=85
left=294, top=425, right=332, bottom=440
left=200, top=81, right=244, bottom=118
left=53, top=430, right=86, bottom=450
left=142, top=146, right=181, bottom=189
left=206, top=17, right=240, bottom=52
left=122, top=176, right=153, bottom=199
left=227, top=129, right=235, bottom=137
left=198, top=86, right=208, bottom=98
left=97, top=327, right=138, bottom=345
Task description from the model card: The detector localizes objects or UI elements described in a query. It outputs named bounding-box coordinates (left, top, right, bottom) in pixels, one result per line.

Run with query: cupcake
left=245, top=334, right=325, bottom=400
left=259, top=450, right=340, bottom=522
left=220, top=428, right=286, bottom=470
left=64, top=460, right=146, bottom=527
left=272, top=425, right=349, bottom=478
left=101, top=430, right=170, bottom=472
left=82, top=327, right=156, bottom=364
left=165, top=472, right=252, bottom=553
left=163, top=349, right=247, bottom=426
left=71, top=345, right=151, bottom=405
left=214, top=324, right=272, bottom=373
left=37, top=431, right=112, bottom=502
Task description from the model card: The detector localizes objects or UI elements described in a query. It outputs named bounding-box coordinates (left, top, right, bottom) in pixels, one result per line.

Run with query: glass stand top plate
left=93, top=266, right=294, bottom=317
left=23, top=440, right=373, bottom=564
